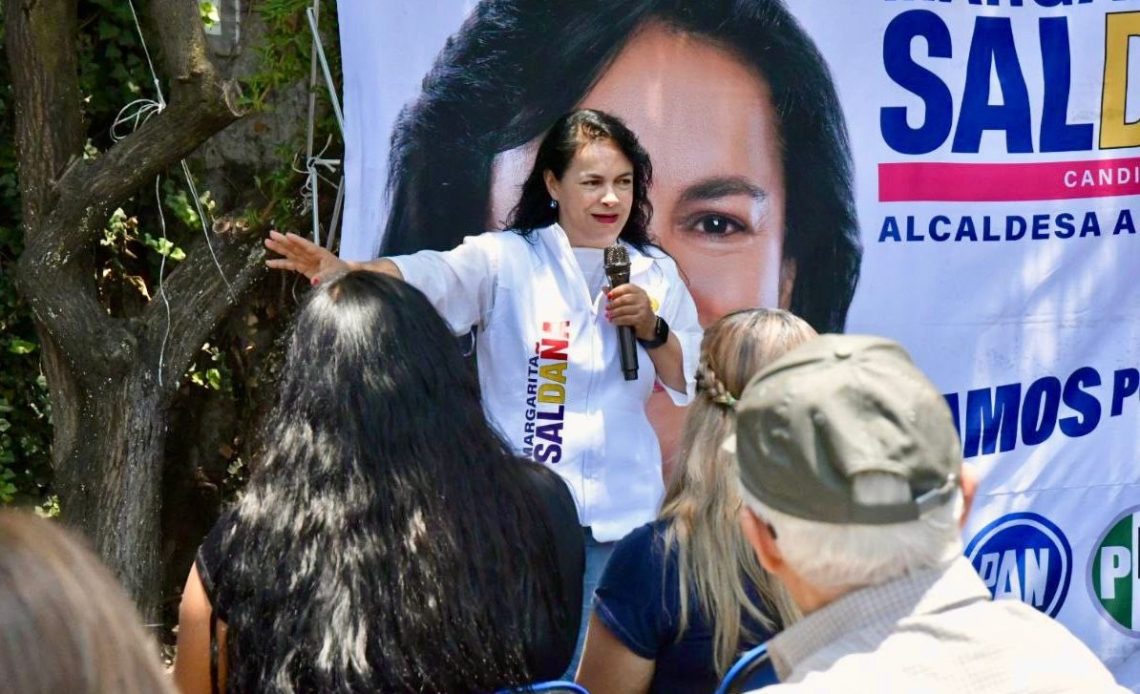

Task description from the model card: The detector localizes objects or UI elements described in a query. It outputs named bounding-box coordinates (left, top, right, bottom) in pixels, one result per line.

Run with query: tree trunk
left=5, top=0, right=261, bottom=620
left=55, top=371, right=165, bottom=618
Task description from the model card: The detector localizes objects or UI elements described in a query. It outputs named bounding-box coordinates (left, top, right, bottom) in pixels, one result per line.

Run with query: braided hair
left=696, top=356, right=738, bottom=409
left=661, top=308, right=817, bottom=674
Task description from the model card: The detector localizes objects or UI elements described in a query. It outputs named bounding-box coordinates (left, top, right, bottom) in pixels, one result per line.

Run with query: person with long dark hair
left=265, top=108, right=702, bottom=666
left=365, top=0, right=862, bottom=468
left=173, top=271, right=583, bottom=693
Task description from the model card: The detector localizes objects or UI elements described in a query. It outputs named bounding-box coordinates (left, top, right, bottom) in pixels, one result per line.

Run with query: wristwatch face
left=641, top=316, right=669, bottom=348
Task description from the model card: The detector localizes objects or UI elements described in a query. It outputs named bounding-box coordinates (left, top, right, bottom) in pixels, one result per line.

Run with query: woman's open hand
left=606, top=283, right=656, bottom=341
left=265, top=231, right=348, bottom=283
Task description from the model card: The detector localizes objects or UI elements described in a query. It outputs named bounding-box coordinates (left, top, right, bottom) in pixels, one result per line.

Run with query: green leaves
left=163, top=184, right=216, bottom=231
left=78, top=0, right=145, bottom=122
left=0, top=468, right=16, bottom=504
left=188, top=343, right=231, bottom=392
left=142, top=234, right=186, bottom=261
left=6, top=339, right=36, bottom=355
left=200, top=1, right=221, bottom=29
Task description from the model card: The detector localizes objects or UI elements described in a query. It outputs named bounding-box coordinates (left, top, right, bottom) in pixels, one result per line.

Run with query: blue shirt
left=593, top=520, right=779, bottom=694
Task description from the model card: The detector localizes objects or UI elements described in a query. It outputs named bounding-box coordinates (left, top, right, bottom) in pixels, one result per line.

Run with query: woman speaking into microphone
left=266, top=108, right=701, bottom=657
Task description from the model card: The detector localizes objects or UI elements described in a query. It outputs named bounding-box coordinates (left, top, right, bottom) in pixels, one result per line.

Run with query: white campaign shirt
left=571, top=247, right=607, bottom=297
left=392, top=223, right=700, bottom=541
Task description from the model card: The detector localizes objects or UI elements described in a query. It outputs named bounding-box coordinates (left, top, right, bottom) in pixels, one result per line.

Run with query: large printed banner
left=338, top=0, right=1140, bottom=683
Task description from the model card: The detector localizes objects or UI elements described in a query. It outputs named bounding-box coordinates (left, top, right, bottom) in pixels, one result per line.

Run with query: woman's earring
left=550, top=199, right=558, bottom=209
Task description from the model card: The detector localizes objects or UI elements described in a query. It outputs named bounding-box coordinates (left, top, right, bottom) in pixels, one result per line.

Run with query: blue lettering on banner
left=878, top=208, right=1136, bottom=242
left=1111, top=368, right=1139, bottom=416
left=882, top=10, right=954, bottom=155
left=882, top=1, right=1105, bottom=7
left=942, top=365, right=1138, bottom=458
left=953, top=17, right=1033, bottom=153
left=881, top=10, right=1096, bottom=154
left=965, top=512, right=1073, bottom=618
left=1038, top=17, right=1094, bottom=152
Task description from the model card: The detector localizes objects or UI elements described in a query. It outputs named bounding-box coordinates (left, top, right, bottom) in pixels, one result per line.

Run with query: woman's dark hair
left=507, top=108, right=654, bottom=250
left=383, top=0, right=862, bottom=332
left=215, top=271, right=568, bottom=692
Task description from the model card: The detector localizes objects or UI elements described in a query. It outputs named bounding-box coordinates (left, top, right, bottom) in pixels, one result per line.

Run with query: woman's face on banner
left=490, top=22, right=791, bottom=466
left=491, top=21, right=791, bottom=327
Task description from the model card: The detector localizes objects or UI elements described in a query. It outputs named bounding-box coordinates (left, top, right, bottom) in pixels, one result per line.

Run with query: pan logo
left=965, top=512, right=1072, bottom=618
left=1089, top=506, right=1140, bottom=634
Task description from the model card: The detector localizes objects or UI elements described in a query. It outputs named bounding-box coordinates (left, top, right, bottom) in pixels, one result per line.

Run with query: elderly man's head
left=733, top=335, right=965, bottom=609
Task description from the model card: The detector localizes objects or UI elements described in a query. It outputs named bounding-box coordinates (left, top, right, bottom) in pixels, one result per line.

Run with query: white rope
left=301, top=0, right=346, bottom=252
left=296, top=136, right=341, bottom=246
left=152, top=175, right=173, bottom=389
left=326, top=173, right=345, bottom=251
left=304, top=0, right=321, bottom=246
left=305, top=0, right=320, bottom=165
left=125, top=0, right=165, bottom=109
left=180, top=158, right=238, bottom=305
left=110, top=99, right=164, bottom=140
left=305, top=4, right=345, bottom=137
left=113, top=0, right=238, bottom=387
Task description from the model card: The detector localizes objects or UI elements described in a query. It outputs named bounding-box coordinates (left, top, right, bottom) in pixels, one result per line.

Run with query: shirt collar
left=541, top=223, right=656, bottom=277
left=768, top=556, right=991, bottom=680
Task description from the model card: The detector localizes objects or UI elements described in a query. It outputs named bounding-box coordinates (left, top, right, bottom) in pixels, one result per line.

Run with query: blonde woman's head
left=696, top=309, right=819, bottom=411
left=662, top=308, right=816, bottom=674
left=674, top=308, right=818, bottom=495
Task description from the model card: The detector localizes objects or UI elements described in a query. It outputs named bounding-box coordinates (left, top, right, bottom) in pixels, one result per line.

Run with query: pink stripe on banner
left=878, top=157, right=1140, bottom=202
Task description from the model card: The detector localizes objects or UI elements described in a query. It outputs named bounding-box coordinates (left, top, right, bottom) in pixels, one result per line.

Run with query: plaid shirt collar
left=769, top=556, right=991, bottom=681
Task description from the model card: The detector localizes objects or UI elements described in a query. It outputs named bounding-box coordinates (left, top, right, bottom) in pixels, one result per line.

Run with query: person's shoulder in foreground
left=732, top=334, right=1128, bottom=693
left=753, top=556, right=1128, bottom=693
left=517, top=459, right=586, bottom=678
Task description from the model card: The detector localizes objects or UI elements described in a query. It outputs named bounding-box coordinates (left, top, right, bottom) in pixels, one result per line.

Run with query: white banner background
left=337, top=1, right=1140, bottom=684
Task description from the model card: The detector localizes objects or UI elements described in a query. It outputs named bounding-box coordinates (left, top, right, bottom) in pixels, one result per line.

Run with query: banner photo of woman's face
left=336, top=1, right=1140, bottom=685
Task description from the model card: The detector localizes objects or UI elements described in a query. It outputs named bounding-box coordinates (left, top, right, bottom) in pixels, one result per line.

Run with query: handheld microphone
left=604, top=245, right=638, bottom=381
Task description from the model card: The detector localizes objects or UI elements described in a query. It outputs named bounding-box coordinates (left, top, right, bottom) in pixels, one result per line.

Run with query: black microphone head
left=603, top=244, right=630, bottom=269
left=604, top=244, right=631, bottom=285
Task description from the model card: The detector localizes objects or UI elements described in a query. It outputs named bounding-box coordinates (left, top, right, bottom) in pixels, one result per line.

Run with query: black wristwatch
left=638, top=315, right=670, bottom=350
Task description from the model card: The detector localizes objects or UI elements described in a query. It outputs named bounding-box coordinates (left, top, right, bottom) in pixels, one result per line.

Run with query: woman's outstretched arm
left=264, top=231, right=402, bottom=283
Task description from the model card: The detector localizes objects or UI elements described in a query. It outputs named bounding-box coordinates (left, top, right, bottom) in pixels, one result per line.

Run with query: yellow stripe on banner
left=1100, top=12, right=1140, bottom=150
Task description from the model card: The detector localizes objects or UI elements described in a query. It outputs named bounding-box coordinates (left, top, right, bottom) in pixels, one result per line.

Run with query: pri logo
left=1089, top=506, right=1140, bottom=634
left=965, top=512, right=1072, bottom=618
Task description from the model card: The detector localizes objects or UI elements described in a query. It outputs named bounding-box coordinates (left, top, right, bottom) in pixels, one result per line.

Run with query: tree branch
left=5, top=0, right=129, bottom=382
left=3, top=0, right=84, bottom=226
left=43, top=0, right=245, bottom=257
left=13, top=0, right=246, bottom=387
left=142, top=215, right=268, bottom=397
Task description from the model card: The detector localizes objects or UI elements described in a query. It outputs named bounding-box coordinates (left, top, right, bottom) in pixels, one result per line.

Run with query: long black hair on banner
left=382, top=0, right=862, bottom=333
left=214, top=272, right=568, bottom=692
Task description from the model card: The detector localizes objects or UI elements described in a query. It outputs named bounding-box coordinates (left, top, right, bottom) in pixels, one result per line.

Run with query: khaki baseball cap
left=730, top=334, right=961, bottom=525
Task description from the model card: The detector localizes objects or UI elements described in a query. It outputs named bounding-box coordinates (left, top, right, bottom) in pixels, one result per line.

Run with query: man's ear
left=740, top=507, right=783, bottom=574
left=959, top=464, right=979, bottom=530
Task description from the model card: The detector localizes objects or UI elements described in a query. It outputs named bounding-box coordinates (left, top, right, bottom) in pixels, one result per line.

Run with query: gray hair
left=741, top=472, right=963, bottom=594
